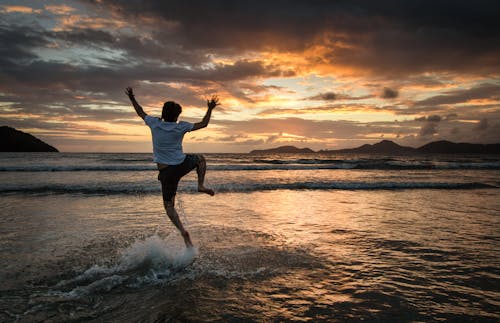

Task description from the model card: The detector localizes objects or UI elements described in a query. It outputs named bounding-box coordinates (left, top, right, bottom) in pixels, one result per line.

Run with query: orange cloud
left=1, top=5, right=40, bottom=14
left=44, top=4, right=76, bottom=15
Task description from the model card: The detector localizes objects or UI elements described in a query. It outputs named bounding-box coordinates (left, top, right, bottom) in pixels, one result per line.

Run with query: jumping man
left=125, top=87, right=218, bottom=248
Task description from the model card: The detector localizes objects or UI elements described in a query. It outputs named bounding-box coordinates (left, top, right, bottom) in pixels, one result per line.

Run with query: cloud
left=257, top=103, right=374, bottom=116
left=1, top=1, right=499, bottom=152
left=1, top=5, right=40, bottom=14
left=308, top=92, right=337, bottom=101
left=414, top=83, right=500, bottom=107
left=419, top=123, right=438, bottom=137
left=476, top=118, right=489, bottom=130
left=427, top=115, right=442, bottom=122
left=0, top=24, right=47, bottom=64
left=44, top=4, right=76, bottom=15
left=381, top=87, right=398, bottom=99
left=306, top=91, right=372, bottom=101
left=0, top=58, right=291, bottom=119
left=445, top=113, right=458, bottom=120
left=215, top=117, right=386, bottom=141
left=415, top=113, right=441, bottom=137
left=81, top=0, right=500, bottom=76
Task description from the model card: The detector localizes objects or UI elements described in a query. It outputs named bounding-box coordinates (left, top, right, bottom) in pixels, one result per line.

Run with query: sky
left=1, top=0, right=499, bottom=153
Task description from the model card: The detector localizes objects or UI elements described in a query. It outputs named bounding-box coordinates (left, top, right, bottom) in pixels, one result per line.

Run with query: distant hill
left=322, top=140, right=500, bottom=154
left=417, top=140, right=500, bottom=154
left=328, top=140, right=416, bottom=154
left=253, top=140, right=500, bottom=155
left=1, top=126, right=59, bottom=152
left=250, top=145, right=314, bottom=154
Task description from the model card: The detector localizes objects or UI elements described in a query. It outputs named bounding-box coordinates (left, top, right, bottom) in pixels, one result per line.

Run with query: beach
left=0, top=152, right=499, bottom=321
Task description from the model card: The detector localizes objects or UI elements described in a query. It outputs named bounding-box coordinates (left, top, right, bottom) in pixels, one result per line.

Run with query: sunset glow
left=1, top=0, right=499, bottom=152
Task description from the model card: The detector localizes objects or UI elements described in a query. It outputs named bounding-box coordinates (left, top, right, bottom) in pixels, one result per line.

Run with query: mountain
left=254, top=140, right=500, bottom=155
left=417, top=140, right=500, bottom=154
left=250, top=145, right=314, bottom=154
left=0, top=126, right=59, bottom=152
left=323, top=140, right=500, bottom=154
left=328, top=140, right=416, bottom=154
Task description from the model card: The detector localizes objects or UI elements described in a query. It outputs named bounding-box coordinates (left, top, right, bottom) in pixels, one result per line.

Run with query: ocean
left=0, top=152, right=499, bottom=322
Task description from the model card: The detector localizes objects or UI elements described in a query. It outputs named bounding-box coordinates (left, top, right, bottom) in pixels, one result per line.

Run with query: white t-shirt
left=144, top=115, right=194, bottom=165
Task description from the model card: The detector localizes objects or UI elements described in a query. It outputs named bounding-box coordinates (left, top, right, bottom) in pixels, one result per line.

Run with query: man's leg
left=196, top=155, right=215, bottom=196
left=164, top=199, right=193, bottom=248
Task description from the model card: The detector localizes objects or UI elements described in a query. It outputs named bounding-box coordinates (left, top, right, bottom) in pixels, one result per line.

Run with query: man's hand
left=125, top=86, right=146, bottom=119
left=207, top=95, right=220, bottom=110
left=192, top=95, right=220, bottom=131
left=125, top=87, right=134, bottom=98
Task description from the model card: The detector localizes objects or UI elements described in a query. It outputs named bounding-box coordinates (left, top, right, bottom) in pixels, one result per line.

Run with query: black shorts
left=158, top=154, right=200, bottom=204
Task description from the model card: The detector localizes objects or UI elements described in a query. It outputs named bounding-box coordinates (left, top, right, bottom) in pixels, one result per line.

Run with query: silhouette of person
left=125, top=87, right=219, bottom=248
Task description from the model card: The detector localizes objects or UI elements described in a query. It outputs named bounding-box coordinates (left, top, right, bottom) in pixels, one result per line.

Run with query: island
left=417, top=140, right=500, bottom=154
left=324, top=140, right=415, bottom=154
left=1, top=126, right=59, bottom=152
left=252, top=140, right=500, bottom=155
left=250, top=145, right=314, bottom=154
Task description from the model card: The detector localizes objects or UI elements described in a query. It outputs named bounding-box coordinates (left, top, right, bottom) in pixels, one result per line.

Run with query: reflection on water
left=1, top=188, right=499, bottom=321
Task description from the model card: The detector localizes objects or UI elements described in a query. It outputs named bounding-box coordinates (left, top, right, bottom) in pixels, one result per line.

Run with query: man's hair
left=161, top=101, right=182, bottom=122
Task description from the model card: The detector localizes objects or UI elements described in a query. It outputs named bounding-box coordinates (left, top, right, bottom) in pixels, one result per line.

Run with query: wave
left=0, top=165, right=156, bottom=172
left=0, top=164, right=357, bottom=172
left=253, top=158, right=351, bottom=165
left=1, top=181, right=496, bottom=195
left=99, top=157, right=153, bottom=163
left=211, top=164, right=358, bottom=170
left=252, top=158, right=500, bottom=169
left=1, top=161, right=500, bottom=172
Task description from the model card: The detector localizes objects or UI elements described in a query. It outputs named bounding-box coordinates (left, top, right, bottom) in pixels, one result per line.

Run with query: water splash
left=56, top=235, right=198, bottom=296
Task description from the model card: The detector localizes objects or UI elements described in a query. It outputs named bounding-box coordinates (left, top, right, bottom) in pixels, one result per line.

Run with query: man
left=125, top=87, right=218, bottom=248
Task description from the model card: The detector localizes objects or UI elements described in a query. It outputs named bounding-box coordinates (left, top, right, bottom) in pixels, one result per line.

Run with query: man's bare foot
left=198, top=186, right=215, bottom=196
left=182, top=231, right=193, bottom=248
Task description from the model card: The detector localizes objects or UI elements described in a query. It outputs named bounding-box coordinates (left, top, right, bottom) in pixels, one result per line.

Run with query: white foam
left=68, top=275, right=127, bottom=296
left=117, top=235, right=198, bottom=272
left=56, top=235, right=198, bottom=296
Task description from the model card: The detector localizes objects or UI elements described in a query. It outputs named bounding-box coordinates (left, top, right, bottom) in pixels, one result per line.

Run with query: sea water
left=0, top=152, right=499, bottom=321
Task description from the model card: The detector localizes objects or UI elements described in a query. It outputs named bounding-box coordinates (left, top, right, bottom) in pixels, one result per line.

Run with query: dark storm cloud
left=427, top=115, right=442, bottom=122
left=2, top=57, right=286, bottom=87
left=0, top=20, right=291, bottom=107
left=83, top=0, right=500, bottom=75
left=0, top=24, right=48, bottom=64
left=309, top=92, right=337, bottom=101
left=381, top=88, right=398, bottom=99
left=53, top=28, right=115, bottom=46
left=0, top=22, right=201, bottom=68
left=52, top=28, right=210, bottom=66
left=306, top=92, right=372, bottom=101
left=0, top=56, right=290, bottom=104
left=415, top=115, right=442, bottom=122
left=2, top=1, right=498, bottom=95
left=84, top=0, right=331, bottom=51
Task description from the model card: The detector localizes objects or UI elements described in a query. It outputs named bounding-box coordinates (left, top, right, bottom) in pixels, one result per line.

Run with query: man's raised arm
left=192, top=95, right=220, bottom=131
left=125, top=87, right=147, bottom=120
